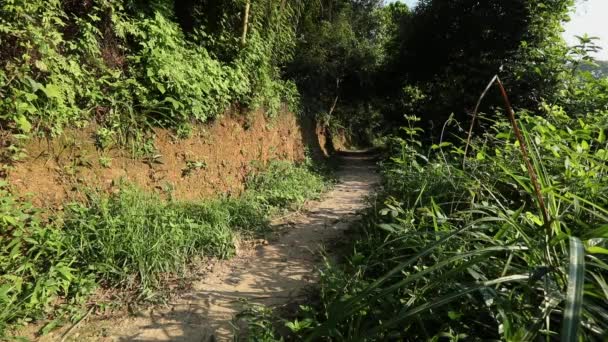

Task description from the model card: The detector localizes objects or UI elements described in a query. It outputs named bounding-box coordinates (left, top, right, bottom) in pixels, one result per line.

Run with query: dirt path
left=62, top=152, right=379, bottom=341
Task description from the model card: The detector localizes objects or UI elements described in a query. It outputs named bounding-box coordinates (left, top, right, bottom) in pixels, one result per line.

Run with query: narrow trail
left=69, top=152, right=379, bottom=341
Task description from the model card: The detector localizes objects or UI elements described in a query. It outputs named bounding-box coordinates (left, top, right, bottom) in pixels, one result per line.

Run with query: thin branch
left=328, top=95, right=339, bottom=117
left=241, top=0, right=251, bottom=46
left=462, top=75, right=498, bottom=168
left=60, top=306, right=95, bottom=342
left=495, top=77, right=551, bottom=237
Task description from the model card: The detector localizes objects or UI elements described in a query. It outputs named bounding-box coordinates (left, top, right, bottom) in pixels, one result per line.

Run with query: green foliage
left=63, top=185, right=236, bottom=291
left=557, top=36, right=608, bottom=117
left=251, top=0, right=608, bottom=340
left=181, top=160, right=207, bottom=177
left=3, top=0, right=608, bottom=339
left=0, top=0, right=302, bottom=141
left=0, top=181, right=95, bottom=334
left=289, top=0, right=389, bottom=144
left=0, top=160, right=328, bottom=335
left=377, top=0, right=576, bottom=133
left=128, top=12, right=237, bottom=123
left=589, top=60, right=608, bottom=76
left=0, top=0, right=90, bottom=135
left=282, top=3, right=608, bottom=337
left=272, top=106, right=608, bottom=340
left=233, top=302, right=283, bottom=342
left=219, top=196, right=269, bottom=237
left=245, top=160, right=326, bottom=209
left=62, top=159, right=326, bottom=293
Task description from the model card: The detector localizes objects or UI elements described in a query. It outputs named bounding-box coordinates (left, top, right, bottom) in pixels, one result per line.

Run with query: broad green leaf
left=0, top=284, right=13, bottom=303
left=14, top=115, right=32, bottom=133
left=586, top=246, right=608, bottom=255
left=164, top=97, right=182, bottom=110
left=40, top=319, right=61, bottom=336
left=34, top=60, right=48, bottom=72
left=43, top=83, right=62, bottom=99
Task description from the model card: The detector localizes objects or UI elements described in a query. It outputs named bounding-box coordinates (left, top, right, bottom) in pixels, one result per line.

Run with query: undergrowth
left=246, top=160, right=328, bottom=209
left=252, top=109, right=608, bottom=340
left=0, top=181, right=96, bottom=335
left=0, top=0, right=300, bottom=144
left=0, top=159, right=327, bottom=336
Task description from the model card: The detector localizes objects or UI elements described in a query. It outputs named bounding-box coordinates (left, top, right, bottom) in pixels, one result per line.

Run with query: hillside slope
left=6, top=110, right=311, bottom=209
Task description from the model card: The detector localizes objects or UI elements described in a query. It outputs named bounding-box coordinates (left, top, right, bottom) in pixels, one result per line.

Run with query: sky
left=386, top=0, right=608, bottom=60
left=563, top=0, right=608, bottom=60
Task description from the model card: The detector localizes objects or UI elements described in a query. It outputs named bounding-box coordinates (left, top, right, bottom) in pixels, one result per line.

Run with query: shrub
left=0, top=182, right=94, bottom=333
left=279, top=111, right=608, bottom=340
left=63, top=185, right=236, bottom=291
left=246, top=160, right=327, bottom=209
left=0, top=0, right=302, bottom=139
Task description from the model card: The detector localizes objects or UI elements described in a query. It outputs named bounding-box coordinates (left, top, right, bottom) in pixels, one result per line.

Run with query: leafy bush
left=125, top=12, right=244, bottom=124
left=0, top=182, right=95, bottom=333
left=0, top=0, right=302, bottom=138
left=246, top=160, right=327, bottom=209
left=0, top=0, right=90, bottom=135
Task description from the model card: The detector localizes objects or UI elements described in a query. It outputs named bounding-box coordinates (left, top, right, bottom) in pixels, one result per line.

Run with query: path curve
left=69, top=152, right=379, bottom=341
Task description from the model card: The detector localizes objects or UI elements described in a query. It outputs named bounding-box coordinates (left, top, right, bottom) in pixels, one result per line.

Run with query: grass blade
left=561, top=237, right=585, bottom=342
left=364, top=275, right=531, bottom=339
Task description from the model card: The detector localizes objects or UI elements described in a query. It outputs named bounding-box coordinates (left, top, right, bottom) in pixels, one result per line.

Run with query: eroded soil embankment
left=6, top=110, right=308, bottom=208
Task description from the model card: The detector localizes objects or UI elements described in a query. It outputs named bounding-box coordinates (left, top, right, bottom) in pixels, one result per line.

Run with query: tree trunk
left=323, top=94, right=339, bottom=154
left=328, top=95, right=339, bottom=117
left=241, top=0, right=251, bottom=45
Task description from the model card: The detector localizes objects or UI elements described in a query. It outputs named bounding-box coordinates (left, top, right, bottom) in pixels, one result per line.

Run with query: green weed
left=0, top=159, right=328, bottom=335
left=0, top=182, right=95, bottom=334
left=63, top=185, right=236, bottom=291
left=274, top=110, right=608, bottom=341
left=246, top=160, right=327, bottom=210
left=233, top=301, right=283, bottom=342
left=181, top=160, right=207, bottom=177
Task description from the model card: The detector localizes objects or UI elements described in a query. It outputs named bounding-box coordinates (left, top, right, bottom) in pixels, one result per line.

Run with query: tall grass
left=246, top=160, right=328, bottom=209
left=0, top=159, right=328, bottom=335
left=64, top=186, right=236, bottom=292
left=272, top=109, right=608, bottom=340
left=63, top=160, right=327, bottom=293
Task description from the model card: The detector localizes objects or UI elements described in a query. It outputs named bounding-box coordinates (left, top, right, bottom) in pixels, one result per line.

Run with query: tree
left=289, top=0, right=388, bottom=145
left=380, top=0, right=575, bottom=136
